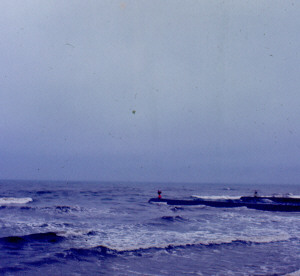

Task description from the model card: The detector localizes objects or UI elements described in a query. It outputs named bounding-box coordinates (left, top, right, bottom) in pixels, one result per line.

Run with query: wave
left=191, top=195, right=241, bottom=200
left=160, top=215, right=186, bottom=222
left=40, top=205, right=84, bottom=214
left=0, top=197, right=33, bottom=205
left=54, top=237, right=294, bottom=261
left=55, top=245, right=118, bottom=261
left=36, top=190, right=53, bottom=195
left=0, top=232, right=65, bottom=247
left=53, top=205, right=83, bottom=213
left=284, top=194, right=300, bottom=199
left=170, top=206, right=184, bottom=212
left=222, top=187, right=236, bottom=191
left=286, top=269, right=300, bottom=276
left=0, top=204, right=83, bottom=213
left=0, top=205, right=35, bottom=211
left=192, top=194, right=300, bottom=200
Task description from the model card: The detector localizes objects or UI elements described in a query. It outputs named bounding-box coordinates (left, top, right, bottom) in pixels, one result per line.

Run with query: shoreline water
left=0, top=180, right=299, bottom=275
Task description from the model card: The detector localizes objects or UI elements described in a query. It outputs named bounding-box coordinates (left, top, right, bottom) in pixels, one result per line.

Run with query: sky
left=1, top=1, right=300, bottom=184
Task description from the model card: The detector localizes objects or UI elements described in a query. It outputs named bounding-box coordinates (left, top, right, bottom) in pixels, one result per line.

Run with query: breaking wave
left=286, top=269, right=300, bottom=276
left=191, top=195, right=241, bottom=200
left=0, top=197, right=33, bottom=205
left=54, top=236, right=295, bottom=261
left=0, top=204, right=83, bottom=213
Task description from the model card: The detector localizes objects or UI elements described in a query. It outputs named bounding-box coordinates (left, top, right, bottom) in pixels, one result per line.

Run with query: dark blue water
left=0, top=180, right=300, bottom=275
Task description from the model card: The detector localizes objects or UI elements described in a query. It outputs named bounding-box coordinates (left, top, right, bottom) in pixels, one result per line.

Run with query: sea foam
left=0, top=197, right=33, bottom=205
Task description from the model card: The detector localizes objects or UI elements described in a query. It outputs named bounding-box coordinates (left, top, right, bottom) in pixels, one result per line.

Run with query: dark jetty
left=148, top=196, right=300, bottom=212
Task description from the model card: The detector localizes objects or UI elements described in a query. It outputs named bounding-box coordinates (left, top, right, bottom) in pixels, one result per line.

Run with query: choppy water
left=0, top=180, right=299, bottom=275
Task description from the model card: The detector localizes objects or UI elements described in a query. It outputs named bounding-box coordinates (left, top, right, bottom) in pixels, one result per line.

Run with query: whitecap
left=0, top=197, right=33, bottom=205
left=285, top=269, right=300, bottom=276
left=191, top=195, right=241, bottom=200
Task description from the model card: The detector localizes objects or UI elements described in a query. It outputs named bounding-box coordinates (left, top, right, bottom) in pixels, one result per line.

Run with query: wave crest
left=61, top=236, right=293, bottom=259
left=0, top=197, right=33, bottom=205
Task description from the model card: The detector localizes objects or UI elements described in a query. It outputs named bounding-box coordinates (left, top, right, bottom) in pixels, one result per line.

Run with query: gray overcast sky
left=1, top=1, right=300, bottom=184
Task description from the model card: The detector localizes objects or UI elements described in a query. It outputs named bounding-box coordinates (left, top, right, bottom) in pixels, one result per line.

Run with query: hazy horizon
left=1, top=178, right=299, bottom=187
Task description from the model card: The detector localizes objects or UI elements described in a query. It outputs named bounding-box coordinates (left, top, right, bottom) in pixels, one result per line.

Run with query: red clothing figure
left=158, top=190, right=162, bottom=199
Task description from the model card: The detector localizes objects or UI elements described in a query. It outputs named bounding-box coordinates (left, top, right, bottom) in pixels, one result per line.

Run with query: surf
left=0, top=197, right=33, bottom=205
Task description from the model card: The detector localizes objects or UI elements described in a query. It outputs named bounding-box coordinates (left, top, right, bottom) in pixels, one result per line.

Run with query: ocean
left=0, top=180, right=299, bottom=276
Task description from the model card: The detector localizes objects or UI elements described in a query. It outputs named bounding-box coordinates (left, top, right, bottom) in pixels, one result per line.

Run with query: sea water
left=0, top=180, right=299, bottom=275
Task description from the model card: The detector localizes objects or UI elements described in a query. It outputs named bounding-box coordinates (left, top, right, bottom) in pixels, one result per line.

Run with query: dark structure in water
left=149, top=196, right=300, bottom=212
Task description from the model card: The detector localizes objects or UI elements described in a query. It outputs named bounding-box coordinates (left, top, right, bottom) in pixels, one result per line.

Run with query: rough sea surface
left=0, top=180, right=299, bottom=275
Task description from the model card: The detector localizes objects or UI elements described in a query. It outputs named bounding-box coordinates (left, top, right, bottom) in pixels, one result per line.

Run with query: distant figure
left=157, top=190, right=162, bottom=199
left=254, top=190, right=258, bottom=197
